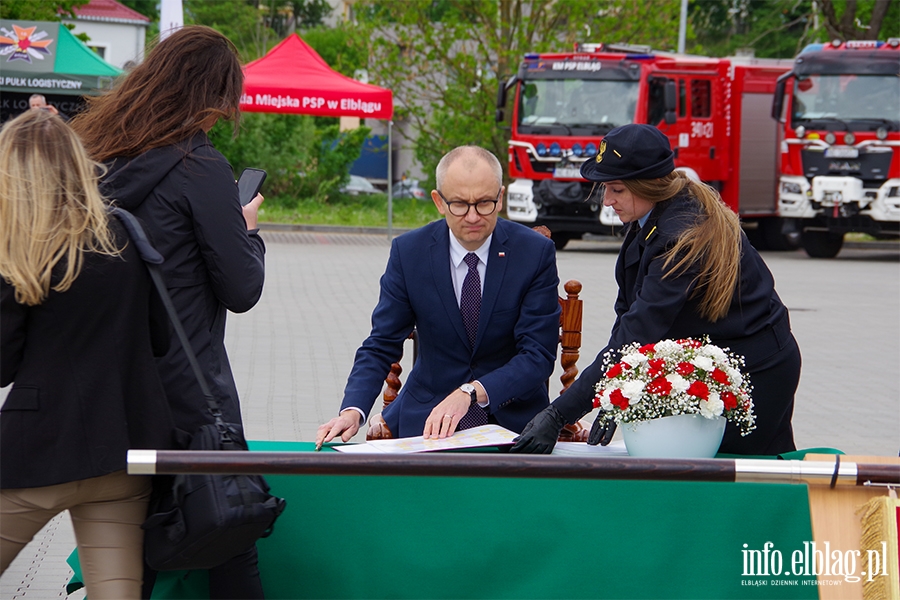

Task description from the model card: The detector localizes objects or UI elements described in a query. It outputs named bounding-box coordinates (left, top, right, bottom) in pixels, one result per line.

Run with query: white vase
left=622, top=414, right=726, bottom=458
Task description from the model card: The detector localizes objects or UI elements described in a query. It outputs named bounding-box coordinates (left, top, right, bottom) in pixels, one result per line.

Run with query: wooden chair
left=367, top=227, right=589, bottom=441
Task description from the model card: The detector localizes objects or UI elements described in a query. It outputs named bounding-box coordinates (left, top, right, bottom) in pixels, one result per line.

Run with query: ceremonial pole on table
left=128, top=450, right=900, bottom=488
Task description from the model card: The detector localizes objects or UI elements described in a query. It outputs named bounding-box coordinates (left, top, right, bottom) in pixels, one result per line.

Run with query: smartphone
left=237, top=168, right=267, bottom=206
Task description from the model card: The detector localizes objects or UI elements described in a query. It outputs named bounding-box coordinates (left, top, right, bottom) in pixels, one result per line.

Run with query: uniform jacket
left=1, top=219, right=177, bottom=489
left=341, top=218, right=561, bottom=437
left=100, top=132, right=265, bottom=438
left=555, top=194, right=793, bottom=423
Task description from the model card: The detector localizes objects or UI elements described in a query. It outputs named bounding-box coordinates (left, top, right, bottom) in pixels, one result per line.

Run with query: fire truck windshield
left=518, top=78, right=639, bottom=132
left=792, top=74, right=900, bottom=126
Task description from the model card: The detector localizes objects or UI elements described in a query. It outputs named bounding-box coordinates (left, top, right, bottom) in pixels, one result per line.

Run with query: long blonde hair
left=0, top=110, right=121, bottom=306
left=622, top=171, right=742, bottom=322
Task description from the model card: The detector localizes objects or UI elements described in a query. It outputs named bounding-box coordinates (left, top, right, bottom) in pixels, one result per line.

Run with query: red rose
left=639, top=343, right=656, bottom=355
left=687, top=380, right=709, bottom=400
left=646, top=376, right=672, bottom=396
left=711, top=368, right=730, bottom=385
left=592, top=392, right=602, bottom=409
left=609, top=388, right=629, bottom=410
left=647, top=358, right=666, bottom=378
left=722, top=391, right=738, bottom=410
left=606, top=363, right=623, bottom=378
left=676, top=362, right=695, bottom=376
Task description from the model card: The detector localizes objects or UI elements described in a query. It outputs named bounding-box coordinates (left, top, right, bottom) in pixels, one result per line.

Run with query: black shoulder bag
left=112, top=207, right=287, bottom=571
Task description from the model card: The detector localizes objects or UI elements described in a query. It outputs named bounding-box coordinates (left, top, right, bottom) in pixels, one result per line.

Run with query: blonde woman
left=0, top=110, right=175, bottom=598
left=512, top=124, right=800, bottom=456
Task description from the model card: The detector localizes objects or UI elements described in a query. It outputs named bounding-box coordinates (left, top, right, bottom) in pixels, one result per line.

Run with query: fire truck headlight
left=825, top=132, right=836, bottom=145
left=843, top=132, right=855, bottom=145
left=781, top=182, right=803, bottom=195
left=877, top=127, right=888, bottom=140
left=549, top=142, right=561, bottom=157
left=571, top=143, right=583, bottom=157
left=795, top=126, right=806, bottom=138
left=585, top=142, right=597, bottom=157
left=536, top=143, right=548, bottom=157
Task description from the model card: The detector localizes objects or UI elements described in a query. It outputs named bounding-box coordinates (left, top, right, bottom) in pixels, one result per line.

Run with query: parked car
left=340, top=175, right=380, bottom=195
left=392, top=179, right=428, bottom=200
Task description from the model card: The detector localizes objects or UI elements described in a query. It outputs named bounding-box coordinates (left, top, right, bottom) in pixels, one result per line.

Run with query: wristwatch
left=459, top=383, right=478, bottom=404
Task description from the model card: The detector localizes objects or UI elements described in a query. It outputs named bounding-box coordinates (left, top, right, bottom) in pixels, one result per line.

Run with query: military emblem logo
left=0, top=24, right=54, bottom=64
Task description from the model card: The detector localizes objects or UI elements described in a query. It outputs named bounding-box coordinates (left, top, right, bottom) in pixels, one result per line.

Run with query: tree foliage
left=183, top=0, right=333, bottom=61
left=209, top=114, right=370, bottom=204
left=690, top=0, right=899, bottom=58
left=118, top=0, right=158, bottom=21
left=302, top=24, right=368, bottom=78
left=259, top=0, right=332, bottom=37
left=0, top=0, right=87, bottom=20
left=818, top=0, right=898, bottom=41
left=354, top=0, right=685, bottom=186
left=184, top=0, right=272, bottom=61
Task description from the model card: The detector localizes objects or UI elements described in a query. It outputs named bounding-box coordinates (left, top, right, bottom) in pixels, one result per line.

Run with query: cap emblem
left=596, top=140, right=607, bottom=163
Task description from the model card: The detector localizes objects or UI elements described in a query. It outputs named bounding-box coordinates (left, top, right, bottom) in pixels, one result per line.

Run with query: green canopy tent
left=0, top=19, right=122, bottom=120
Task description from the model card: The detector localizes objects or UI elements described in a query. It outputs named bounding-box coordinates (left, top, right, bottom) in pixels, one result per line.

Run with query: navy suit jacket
left=340, top=218, right=561, bottom=437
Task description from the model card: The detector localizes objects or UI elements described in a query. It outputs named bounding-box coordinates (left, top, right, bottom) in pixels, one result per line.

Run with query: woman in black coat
left=0, top=110, right=176, bottom=598
left=71, top=26, right=267, bottom=598
left=512, top=124, right=800, bottom=456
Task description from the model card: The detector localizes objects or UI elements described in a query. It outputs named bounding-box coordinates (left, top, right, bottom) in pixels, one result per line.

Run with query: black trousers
left=142, top=544, right=264, bottom=599
left=719, top=334, right=800, bottom=455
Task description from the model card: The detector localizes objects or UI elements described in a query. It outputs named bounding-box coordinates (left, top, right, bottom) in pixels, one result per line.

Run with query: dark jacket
left=342, top=219, right=561, bottom=437
left=1, top=219, right=177, bottom=489
left=100, top=132, right=265, bottom=438
left=554, top=194, right=798, bottom=452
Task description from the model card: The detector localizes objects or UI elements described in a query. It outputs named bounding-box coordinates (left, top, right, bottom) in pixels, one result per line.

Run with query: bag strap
left=110, top=207, right=227, bottom=425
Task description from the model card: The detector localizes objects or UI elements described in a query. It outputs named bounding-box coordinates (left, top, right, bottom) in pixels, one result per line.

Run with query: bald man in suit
left=317, top=146, right=560, bottom=444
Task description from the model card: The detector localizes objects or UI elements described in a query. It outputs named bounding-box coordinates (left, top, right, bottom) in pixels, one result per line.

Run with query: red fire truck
left=496, top=44, right=793, bottom=250
left=771, top=39, right=900, bottom=258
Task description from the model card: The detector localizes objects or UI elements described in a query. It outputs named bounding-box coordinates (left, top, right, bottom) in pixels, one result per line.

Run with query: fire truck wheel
left=760, top=219, right=800, bottom=251
left=801, top=231, right=844, bottom=259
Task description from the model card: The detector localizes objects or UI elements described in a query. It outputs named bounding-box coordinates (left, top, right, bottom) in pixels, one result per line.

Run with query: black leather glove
left=510, top=404, right=567, bottom=454
left=587, top=410, right=617, bottom=446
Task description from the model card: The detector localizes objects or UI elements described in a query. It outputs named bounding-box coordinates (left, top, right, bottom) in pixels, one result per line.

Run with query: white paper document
left=333, top=424, right=518, bottom=454
left=550, top=440, right=629, bottom=457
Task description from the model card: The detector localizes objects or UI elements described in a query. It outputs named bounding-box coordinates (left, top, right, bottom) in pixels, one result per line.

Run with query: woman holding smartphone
left=71, top=26, right=267, bottom=598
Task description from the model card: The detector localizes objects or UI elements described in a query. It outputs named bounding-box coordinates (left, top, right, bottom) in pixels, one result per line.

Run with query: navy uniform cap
left=580, top=124, right=675, bottom=182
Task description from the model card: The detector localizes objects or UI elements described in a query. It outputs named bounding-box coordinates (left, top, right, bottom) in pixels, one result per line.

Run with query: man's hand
left=315, top=410, right=361, bottom=450
left=587, top=411, right=617, bottom=446
left=422, top=389, right=472, bottom=439
left=509, top=404, right=567, bottom=454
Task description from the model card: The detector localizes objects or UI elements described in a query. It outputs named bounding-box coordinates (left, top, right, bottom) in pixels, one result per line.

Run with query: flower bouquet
left=593, top=337, right=756, bottom=455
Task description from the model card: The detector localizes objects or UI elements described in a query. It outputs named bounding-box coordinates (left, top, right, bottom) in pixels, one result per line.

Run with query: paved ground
left=3, top=229, right=898, bottom=598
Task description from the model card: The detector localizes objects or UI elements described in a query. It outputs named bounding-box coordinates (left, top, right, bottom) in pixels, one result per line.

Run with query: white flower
left=726, top=366, right=744, bottom=387
left=599, top=389, right=614, bottom=411
left=699, top=393, right=724, bottom=418
left=621, top=380, right=646, bottom=403
left=622, top=352, right=648, bottom=367
left=667, top=373, right=690, bottom=394
left=691, top=355, right=714, bottom=372
left=653, top=340, right=681, bottom=357
left=699, top=344, right=727, bottom=362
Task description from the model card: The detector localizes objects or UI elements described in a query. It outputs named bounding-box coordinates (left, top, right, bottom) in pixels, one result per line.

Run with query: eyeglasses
left=437, top=189, right=501, bottom=217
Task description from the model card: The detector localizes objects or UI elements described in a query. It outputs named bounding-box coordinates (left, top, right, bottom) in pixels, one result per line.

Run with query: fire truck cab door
left=676, top=76, right=722, bottom=181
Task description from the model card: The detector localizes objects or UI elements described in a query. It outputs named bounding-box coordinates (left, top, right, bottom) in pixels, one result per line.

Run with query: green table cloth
left=69, top=441, right=822, bottom=599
